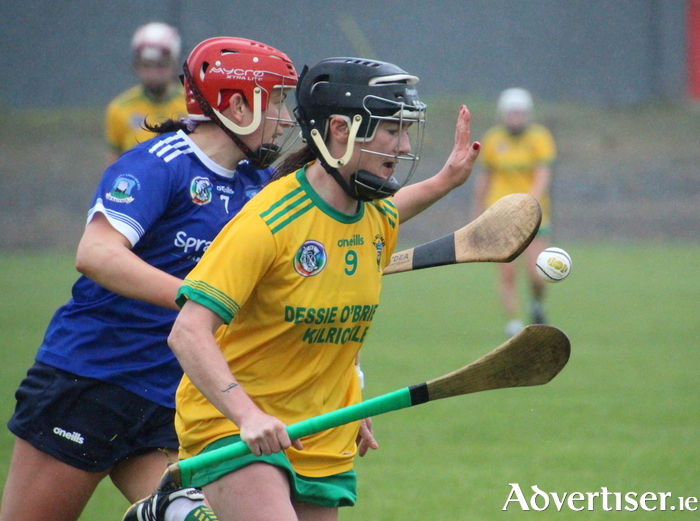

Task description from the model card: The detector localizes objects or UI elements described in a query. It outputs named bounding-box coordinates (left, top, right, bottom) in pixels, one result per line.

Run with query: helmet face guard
left=355, top=95, right=426, bottom=200
left=295, top=58, right=426, bottom=201
left=182, top=37, right=298, bottom=167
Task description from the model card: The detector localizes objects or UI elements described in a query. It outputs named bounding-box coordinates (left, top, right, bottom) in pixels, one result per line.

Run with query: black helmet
left=294, top=57, right=426, bottom=201
left=296, top=57, right=423, bottom=140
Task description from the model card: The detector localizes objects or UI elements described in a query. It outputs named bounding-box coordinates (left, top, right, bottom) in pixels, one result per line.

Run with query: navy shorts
left=7, top=362, right=178, bottom=472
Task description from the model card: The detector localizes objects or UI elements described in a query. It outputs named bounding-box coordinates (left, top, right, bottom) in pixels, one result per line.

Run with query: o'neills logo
left=53, top=427, right=85, bottom=444
left=337, top=235, right=364, bottom=247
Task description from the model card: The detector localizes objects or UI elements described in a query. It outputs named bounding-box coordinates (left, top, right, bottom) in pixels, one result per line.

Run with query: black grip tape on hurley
left=410, top=233, right=456, bottom=270
left=408, top=383, right=430, bottom=405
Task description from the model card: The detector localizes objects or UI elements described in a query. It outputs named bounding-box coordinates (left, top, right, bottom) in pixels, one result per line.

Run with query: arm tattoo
left=221, top=382, right=238, bottom=393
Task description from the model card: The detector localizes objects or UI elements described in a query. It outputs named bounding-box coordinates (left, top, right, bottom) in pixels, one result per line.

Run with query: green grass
left=0, top=243, right=698, bottom=519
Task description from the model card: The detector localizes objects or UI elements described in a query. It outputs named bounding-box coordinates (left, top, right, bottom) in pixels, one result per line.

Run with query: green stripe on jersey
left=260, top=189, right=315, bottom=234
left=269, top=201, right=314, bottom=234
left=369, top=200, right=397, bottom=228
left=178, top=280, right=240, bottom=324
left=260, top=186, right=305, bottom=220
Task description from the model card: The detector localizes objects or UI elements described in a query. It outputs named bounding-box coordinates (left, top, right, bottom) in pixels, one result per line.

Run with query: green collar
left=296, top=165, right=365, bottom=224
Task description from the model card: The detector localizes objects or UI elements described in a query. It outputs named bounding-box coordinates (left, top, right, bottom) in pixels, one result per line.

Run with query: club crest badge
left=294, top=241, right=327, bottom=277
left=106, top=175, right=139, bottom=203
left=373, top=234, right=386, bottom=272
left=190, top=177, right=213, bottom=205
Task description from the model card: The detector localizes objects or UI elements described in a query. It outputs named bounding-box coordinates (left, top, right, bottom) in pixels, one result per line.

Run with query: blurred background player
left=472, top=87, right=557, bottom=337
left=105, top=22, right=187, bottom=164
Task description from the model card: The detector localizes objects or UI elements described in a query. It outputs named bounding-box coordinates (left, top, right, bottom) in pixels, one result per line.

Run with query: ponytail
left=271, top=146, right=317, bottom=181
left=143, top=117, right=197, bottom=135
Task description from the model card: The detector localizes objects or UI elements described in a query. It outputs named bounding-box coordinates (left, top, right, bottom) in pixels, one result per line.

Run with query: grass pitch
left=0, top=243, right=698, bottom=520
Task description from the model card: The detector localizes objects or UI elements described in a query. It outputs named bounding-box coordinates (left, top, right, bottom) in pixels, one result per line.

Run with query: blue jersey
left=36, top=130, right=272, bottom=407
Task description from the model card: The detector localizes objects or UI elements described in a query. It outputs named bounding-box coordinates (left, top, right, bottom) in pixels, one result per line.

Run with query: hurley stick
left=159, top=324, right=569, bottom=489
left=384, top=193, right=542, bottom=275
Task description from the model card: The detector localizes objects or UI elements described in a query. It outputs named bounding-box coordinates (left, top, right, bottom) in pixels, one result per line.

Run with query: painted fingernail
left=473, top=142, right=480, bottom=150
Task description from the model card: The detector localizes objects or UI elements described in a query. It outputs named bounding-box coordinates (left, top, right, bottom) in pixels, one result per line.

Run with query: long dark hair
left=271, top=145, right=317, bottom=181
left=143, top=118, right=194, bottom=135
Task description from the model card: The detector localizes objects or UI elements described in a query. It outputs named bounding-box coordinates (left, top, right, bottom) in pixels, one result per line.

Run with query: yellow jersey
left=175, top=164, right=399, bottom=477
left=105, top=83, right=187, bottom=154
left=479, top=123, right=556, bottom=226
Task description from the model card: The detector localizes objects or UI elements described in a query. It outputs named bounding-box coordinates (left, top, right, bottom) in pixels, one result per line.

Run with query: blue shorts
left=7, top=362, right=178, bottom=472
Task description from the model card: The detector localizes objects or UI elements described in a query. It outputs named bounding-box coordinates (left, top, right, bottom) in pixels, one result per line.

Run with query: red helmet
left=184, top=37, right=298, bottom=131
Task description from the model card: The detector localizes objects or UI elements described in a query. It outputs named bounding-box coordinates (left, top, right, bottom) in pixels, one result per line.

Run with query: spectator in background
left=105, top=22, right=187, bottom=165
left=472, top=88, right=557, bottom=337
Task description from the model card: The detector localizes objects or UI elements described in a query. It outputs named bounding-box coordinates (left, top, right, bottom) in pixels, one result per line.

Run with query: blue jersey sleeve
left=88, top=148, right=175, bottom=246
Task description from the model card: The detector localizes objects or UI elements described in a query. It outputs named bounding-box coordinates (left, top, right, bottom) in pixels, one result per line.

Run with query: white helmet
left=131, top=22, right=181, bottom=63
left=497, top=88, right=533, bottom=115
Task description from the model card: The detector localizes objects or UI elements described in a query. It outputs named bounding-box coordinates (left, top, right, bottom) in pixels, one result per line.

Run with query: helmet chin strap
left=320, top=161, right=400, bottom=202
left=182, top=62, right=279, bottom=168
left=309, top=115, right=400, bottom=202
left=351, top=170, right=401, bottom=200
